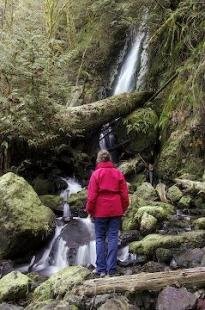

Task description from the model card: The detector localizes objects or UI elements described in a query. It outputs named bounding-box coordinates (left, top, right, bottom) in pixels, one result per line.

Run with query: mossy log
left=1, top=91, right=153, bottom=148
left=54, top=91, right=153, bottom=138
left=73, top=267, right=205, bottom=297
left=174, top=179, right=205, bottom=194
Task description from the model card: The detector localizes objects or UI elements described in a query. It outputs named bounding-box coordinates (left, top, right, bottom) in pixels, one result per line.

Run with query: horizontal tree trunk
left=53, top=91, right=153, bottom=138
left=174, top=178, right=205, bottom=194
left=72, top=267, right=205, bottom=296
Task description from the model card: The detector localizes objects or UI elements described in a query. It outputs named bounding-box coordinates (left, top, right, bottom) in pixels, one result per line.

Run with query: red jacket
left=86, top=161, right=129, bottom=217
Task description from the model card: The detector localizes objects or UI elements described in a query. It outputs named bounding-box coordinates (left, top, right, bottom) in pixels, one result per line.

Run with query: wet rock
left=130, top=230, right=205, bottom=256
left=134, top=182, right=158, bottom=202
left=0, top=271, right=32, bottom=303
left=156, top=248, right=173, bottom=264
left=167, top=185, right=183, bottom=203
left=25, top=300, right=77, bottom=310
left=140, top=212, right=157, bottom=233
left=178, top=195, right=192, bottom=208
left=141, top=261, right=166, bottom=273
left=33, top=266, right=90, bottom=301
left=0, top=173, right=55, bottom=259
left=87, top=294, right=113, bottom=309
left=39, top=195, right=63, bottom=212
left=60, top=219, right=92, bottom=248
left=194, top=197, right=205, bottom=209
left=120, top=230, right=140, bottom=247
left=0, top=261, right=14, bottom=278
left=156, top=286, right=197, bottom=310
left=0, top=304, right=23, bottom=310
left=173, top=248, right=205, bottom=268
left=194, top=218, right=205, bottom=230
left=98, top=296, right=134, bottom=310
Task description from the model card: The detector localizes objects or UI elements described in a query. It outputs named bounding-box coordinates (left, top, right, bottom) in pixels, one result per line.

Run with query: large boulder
left=116, top=108, right=158, bottom=153
left=156, top=286, right=197, bottom=310
left=167, top=185, right=183, bottom=203
left=140, top=212, right=157, bottom=233
left=39, top=195, right=63, bottom=212
left=133, top=182, right=158, bottom=202
left=33, top=266, right=90, bottom=301
left=0, top=173, right=55, bottom=259
left=0, top=271, right=31, bottom=303
left=130, top=230, right=205, bottom=256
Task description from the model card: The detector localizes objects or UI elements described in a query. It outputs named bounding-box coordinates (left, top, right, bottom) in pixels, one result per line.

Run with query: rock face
left=156, top=286, right=197, bottom=310
left=0, top=173, right=55, bottom=259
left=0, top=271, right=31, bottom=303
left=33, top=266, right=90, bottom=301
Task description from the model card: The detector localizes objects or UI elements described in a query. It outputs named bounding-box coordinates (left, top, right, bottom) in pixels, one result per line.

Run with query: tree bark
left=72, top=267, right=205, bottom=297
left=174, top=178, right=205, bottom=194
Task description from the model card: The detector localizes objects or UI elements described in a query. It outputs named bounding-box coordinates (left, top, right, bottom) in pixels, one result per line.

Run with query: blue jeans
left=94, top=217, right=121, bottom=274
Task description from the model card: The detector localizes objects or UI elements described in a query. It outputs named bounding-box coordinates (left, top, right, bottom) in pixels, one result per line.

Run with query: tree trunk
left=174, top=178, right=205, bottom=194
left=53, top=91, right=153, bottom=138
left=72, top=267, right=205, bottom=297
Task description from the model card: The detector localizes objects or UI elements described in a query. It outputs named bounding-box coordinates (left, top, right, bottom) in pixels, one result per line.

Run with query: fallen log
left=1, top=91, right=153, bottom=147
left=174, top=179, right=205, bottom=194
left=73, top=267, right=205, bottom=296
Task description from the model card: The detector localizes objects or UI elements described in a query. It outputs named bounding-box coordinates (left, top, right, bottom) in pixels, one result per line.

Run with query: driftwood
left=73, top=267, right=205, bottom=296
left=174, top=178, right=205, bottom=194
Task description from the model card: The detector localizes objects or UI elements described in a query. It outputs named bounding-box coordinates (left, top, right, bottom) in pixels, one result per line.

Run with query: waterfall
left=99, top=16, right=148, bottom=152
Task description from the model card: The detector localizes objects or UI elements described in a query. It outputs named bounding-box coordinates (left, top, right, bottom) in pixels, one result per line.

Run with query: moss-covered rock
left=68, top=189, right=86, bottom=209
left=0, top=271, right=31, bottom=302
left=167, top=185, right=183, bottom=203
left=123, top=202, right=174, bottom=231
left=39, top=195, right=63, bottom=212
left=178, top=195, right=192, bottom=208
left=155, top=248, right=173, bottom=263
left=0, top=173, right=55, bottom=259
left=140, top=212, right=157, bottom=233
left=118, top=157, right=143, bottom=176
left=33, top=266, right=90, bottom=301
left=194, top=218, right=205, bottom=230
left=130, top=230, right=205, bottom=256
left=116, top=108, right=158, bottom=153
left=133, top=182, right=158, bottom=202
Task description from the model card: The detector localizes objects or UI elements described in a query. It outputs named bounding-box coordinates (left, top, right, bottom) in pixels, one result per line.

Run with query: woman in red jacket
left=86, top=150, right=129, bottom=276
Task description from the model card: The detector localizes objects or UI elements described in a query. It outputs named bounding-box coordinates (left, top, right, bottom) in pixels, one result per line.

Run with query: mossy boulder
left=68, top=189, right=86, bottom=210
left=39, top=195, right=63, bottom=212
left=167, top=185, right=183, bottom=203
left=123, top=202, right=174, bottom=231
left=155, top=248, right=173, bottom=263
left=0, top=271, right=31, bottom=302
left=194, top=218, right=205, bottom=230
left=133, top=182, right=158, bottom=202
left=118, top=157, right=143, bottom=176
left=140, top=212, right=157, bottom=233
left=33, top=266, right=90, bottom=301
left=130, top=230, right=205, bottom=256
left=178, top=195, right=192, bottom=208
left=0, top=173, right=55, bottom=259
left=117, top=108, right=158, bottom=153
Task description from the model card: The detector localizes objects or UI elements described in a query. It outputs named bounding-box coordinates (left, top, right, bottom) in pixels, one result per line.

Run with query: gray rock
left=174, top=248, right=205, bottom=268
left=99, top=297, right=135, bottom=310
left=0, top=261, right=14, bottom=278
left=25, top=300, right=72, bottom=310
left=156, top=286, right=197, bottom=310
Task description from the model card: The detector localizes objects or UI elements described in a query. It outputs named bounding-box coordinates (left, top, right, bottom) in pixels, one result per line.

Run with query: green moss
left=140, top=212, right=157, bottom=233
left=178, top=195, right=192, bottom=208
left=167, top=185, right=183, bottom=203
left=133, top=182, right=158, bottom=202
left=130, top=230, right=205, bottom=256
left=194, top=218, right=205, bottom=230
left=0, top=271, right=31, bottom=302
left=33, top=266, right=90, bottom=302
left=0, top=173, right=55, bottom=259
left=68, top=190, right=86, bottom=209
left=39, top=195, right=63, bottom=211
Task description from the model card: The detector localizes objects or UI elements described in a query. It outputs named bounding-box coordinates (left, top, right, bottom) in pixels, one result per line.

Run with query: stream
left=20, top=20, right=149, bottom=277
